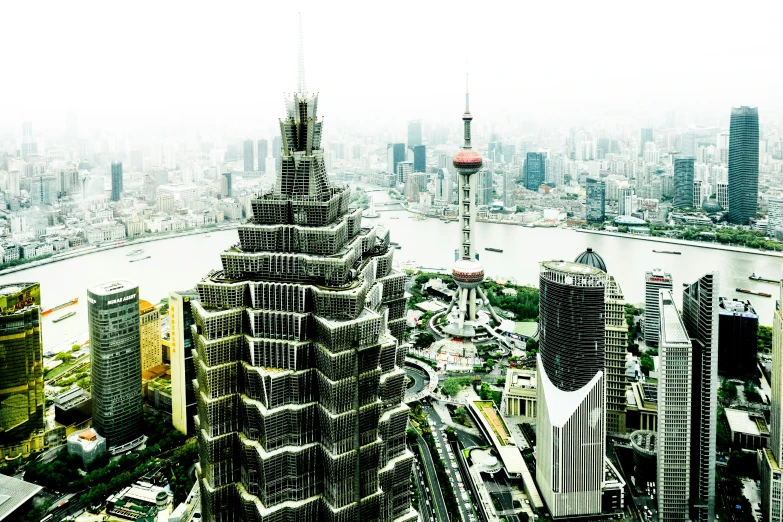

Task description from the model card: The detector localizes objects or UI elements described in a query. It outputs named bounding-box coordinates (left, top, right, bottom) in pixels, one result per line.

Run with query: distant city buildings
left=88, top=280, right=143, bottom=453
left=407, top=119, right=422, bottom=147
left=387, top=142, right=406, bottom=178
left=110, top=161, right=123, bottom=202
left=523, top=152, right=545, bottom=191
left=257, top=139, right=268, bottom=172
left=243, top=139, right=255, bottom=172
left=728, top=106, right=759, bottom=224
left=585, top=177, right=605, bottom=223
left=640, top=128, right=653, bottom=156
left=673, top=156, right=695, bottom=208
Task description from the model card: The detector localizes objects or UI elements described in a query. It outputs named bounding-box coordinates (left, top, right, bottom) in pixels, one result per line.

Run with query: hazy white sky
left=2, top=0, right=782, bottom=136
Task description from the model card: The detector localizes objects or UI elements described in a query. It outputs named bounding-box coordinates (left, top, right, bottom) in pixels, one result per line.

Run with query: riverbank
left=0, top=224, right=239, bottom=276
left=575, top=228, right=783, bottom=259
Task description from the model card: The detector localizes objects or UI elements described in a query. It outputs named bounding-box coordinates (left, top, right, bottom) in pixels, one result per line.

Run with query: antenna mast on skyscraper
left=297, top=13, right=306, bottom=94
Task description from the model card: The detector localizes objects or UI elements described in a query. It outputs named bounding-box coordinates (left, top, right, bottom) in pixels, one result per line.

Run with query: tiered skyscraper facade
left=728, top=106, right=759, bottom=224
left=193, top=48, right=414, bottom=522
left=536, top=261, right=606, bottom=517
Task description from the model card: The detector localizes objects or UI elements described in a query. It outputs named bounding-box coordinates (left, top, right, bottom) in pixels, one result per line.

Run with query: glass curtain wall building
left=728, top=106, right=759, bottom=225
left=0, top=283, right=43, bottom=444
left=536, top=261, right=606, bottom=518
left=88, top=280, right=143, bottom=452
left=193, top=48, right=414, bottom=522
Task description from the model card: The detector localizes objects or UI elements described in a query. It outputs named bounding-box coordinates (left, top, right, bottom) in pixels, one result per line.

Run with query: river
left=1, top=189, right=780, bottom=350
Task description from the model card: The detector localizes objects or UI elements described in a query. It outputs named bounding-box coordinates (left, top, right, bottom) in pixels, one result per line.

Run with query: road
left=412, top=459, right=437, bottom=522
left=425, top=404, right=476, bottom=522
left=414, top=427, right=450, bottom=522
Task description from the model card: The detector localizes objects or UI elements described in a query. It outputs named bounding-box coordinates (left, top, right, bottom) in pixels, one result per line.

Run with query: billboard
left=0, top=282, right=41, bottom=315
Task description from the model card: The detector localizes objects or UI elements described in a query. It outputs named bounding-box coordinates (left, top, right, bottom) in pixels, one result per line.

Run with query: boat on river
left=749, top=273, right=779, bottom=284
left=42, top=298, right=78, bottom=316
left=53, top=311, right=76, bottom=323
left=126, top=249, right=144, bottom=256
left=736, top=288, right=772, bottom=298
left=485, top=247, right=504, bottom=253
left=129, top=256, right=151, bottom=263
left=652, top=249, right=681, bottom=255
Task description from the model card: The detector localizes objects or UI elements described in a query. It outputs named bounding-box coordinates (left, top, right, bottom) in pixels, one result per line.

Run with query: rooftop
left=660, top=293, right=690, bottom=345
left=725, top=408, right=769, bottom=437
left=541, top=260, right=605, bottom=277
left=574, top=247, right=607, bottom=272
left=89, top=279, right=138, bottom=296
left=0, top=474, right=43, bottom=522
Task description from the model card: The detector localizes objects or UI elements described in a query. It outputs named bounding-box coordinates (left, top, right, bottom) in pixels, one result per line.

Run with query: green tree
left=640, top=353, right=654, bottom=376
left=759, top=325, right=773, bottom=353
left=71, top=344, right=81, bottom=352
left=414, top=332, right=436, bottom=350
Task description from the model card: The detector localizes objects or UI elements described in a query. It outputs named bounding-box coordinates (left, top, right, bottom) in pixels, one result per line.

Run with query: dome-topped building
left=574, top=247, right=607, bottom=273
left=702, top=196, right=723, bottom=213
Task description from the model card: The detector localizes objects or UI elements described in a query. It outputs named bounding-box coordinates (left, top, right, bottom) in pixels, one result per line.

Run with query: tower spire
left=465, top=71, right=470, bottom=113
left=297, top=13, right=306, bottom=95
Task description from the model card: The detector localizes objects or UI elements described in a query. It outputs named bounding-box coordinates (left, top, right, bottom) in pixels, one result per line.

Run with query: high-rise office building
left=396, top=161, right=413, bottom=185
left=221, top=172, right=232, bottom=198
left=169, top=289, right=198, bottom=436
left=21, top=121, right=37, bottom=158
left=619, top=188, right=634, bottom=217
left=31, top=176, right=58, bottom=206
left=110, top=161, right=123, bottom=202
left=243, top=139, right=255, bottom=172
left=488, top=141, right=502, bottom=163
left=88, top=280, right=143, bottom=452
left=0, top=283, right=43, bottom=444
left=717, top=297, right=758, bottom=379
left=410, top=145, right=426, bottom=173
left=640, top=128, right=653, bottom=156
left=476, top=170, right=493, bottom=205
left=716, top=182, right=729, bottom=211
left=387, top=143, right=405, bottom=178
left=537, top=261, right=606, bottom=518
left=693, top=180, right=703, bottom=209
left=682, top=273, right=718, bottom=522
left=503, top=170, right=516, bottom=208
left=140, top=300, right=161, bottom=372
left=585, top=177, right=606, bottom=223
left=407, top=120, right=422, bottom=147
left=728, top=106, right=759, bottom=224
left=673, top=156, right=695, bottom=208
left=645, top=269, right=673, bottom=347
left=194, top=35, right=414, bottom=522
left=257, top=139, right=268, bottom=172
left=657, top=290, right=693, bottom=521
left=523, top=152, right=545, bottom=191
left=435, top=167, right=452, bottom=203
left=680, top=132, right=696, bottom=157
left=768, top=198, right=783, bottom=238
left=761, top=281, right=783, bottom=522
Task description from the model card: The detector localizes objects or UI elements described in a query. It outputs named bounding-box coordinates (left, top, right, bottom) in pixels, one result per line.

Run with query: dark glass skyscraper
left=585, top=177, right=605, bottom=223
left=717, top=297, right=758, bottom=379
left=0, top=283, right=43, bottom=443
left=410, top=145, right=426, bottom=173
left=523, top=152, right=545, bottom=191
left=682, top=273, right=718, bottom=522
left=110, top=161, right=123, bottom=202
left=387, top=143, right=405, bottom=177
left=407, top=120, right=422, bottom=147
left=194, top=43, right=414, bottom=522
left=88, top=280, right=143, bottom=452
left=728, top=106, right=759, bottom=224
left=673, top=156, right=695, bottom=208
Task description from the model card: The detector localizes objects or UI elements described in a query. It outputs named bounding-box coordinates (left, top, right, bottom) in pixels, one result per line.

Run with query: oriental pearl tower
left=445, top=75, right=502, bottom=337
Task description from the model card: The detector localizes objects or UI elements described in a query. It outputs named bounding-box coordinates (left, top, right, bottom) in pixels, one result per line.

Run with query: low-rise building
left=85, top=221, right=126, bottom=244
left=625, top=382, right=658, bottom=433
left=107, top=481, right=173, bottom=521
left=501, top=368, right=537, bottom=418
left=724, top=408, right=769, bottom=450
left=67, top=428, right=107, bottom=468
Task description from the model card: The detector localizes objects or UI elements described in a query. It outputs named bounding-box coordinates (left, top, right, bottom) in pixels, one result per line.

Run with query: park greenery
left=441, top=377, right=474, bottom=397
left=759, top=325, right=773, bottom=353
left=22, top=410, right=194, bottom=514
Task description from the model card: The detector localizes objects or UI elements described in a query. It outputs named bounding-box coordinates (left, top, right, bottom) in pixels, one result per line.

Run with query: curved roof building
left=574, top=247, right=607, bottom=273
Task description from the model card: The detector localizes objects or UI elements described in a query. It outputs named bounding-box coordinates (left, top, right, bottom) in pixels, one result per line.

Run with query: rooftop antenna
left=465, top=60, right=470, bottom=114
left=297, top=13, right=306, bottom=95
